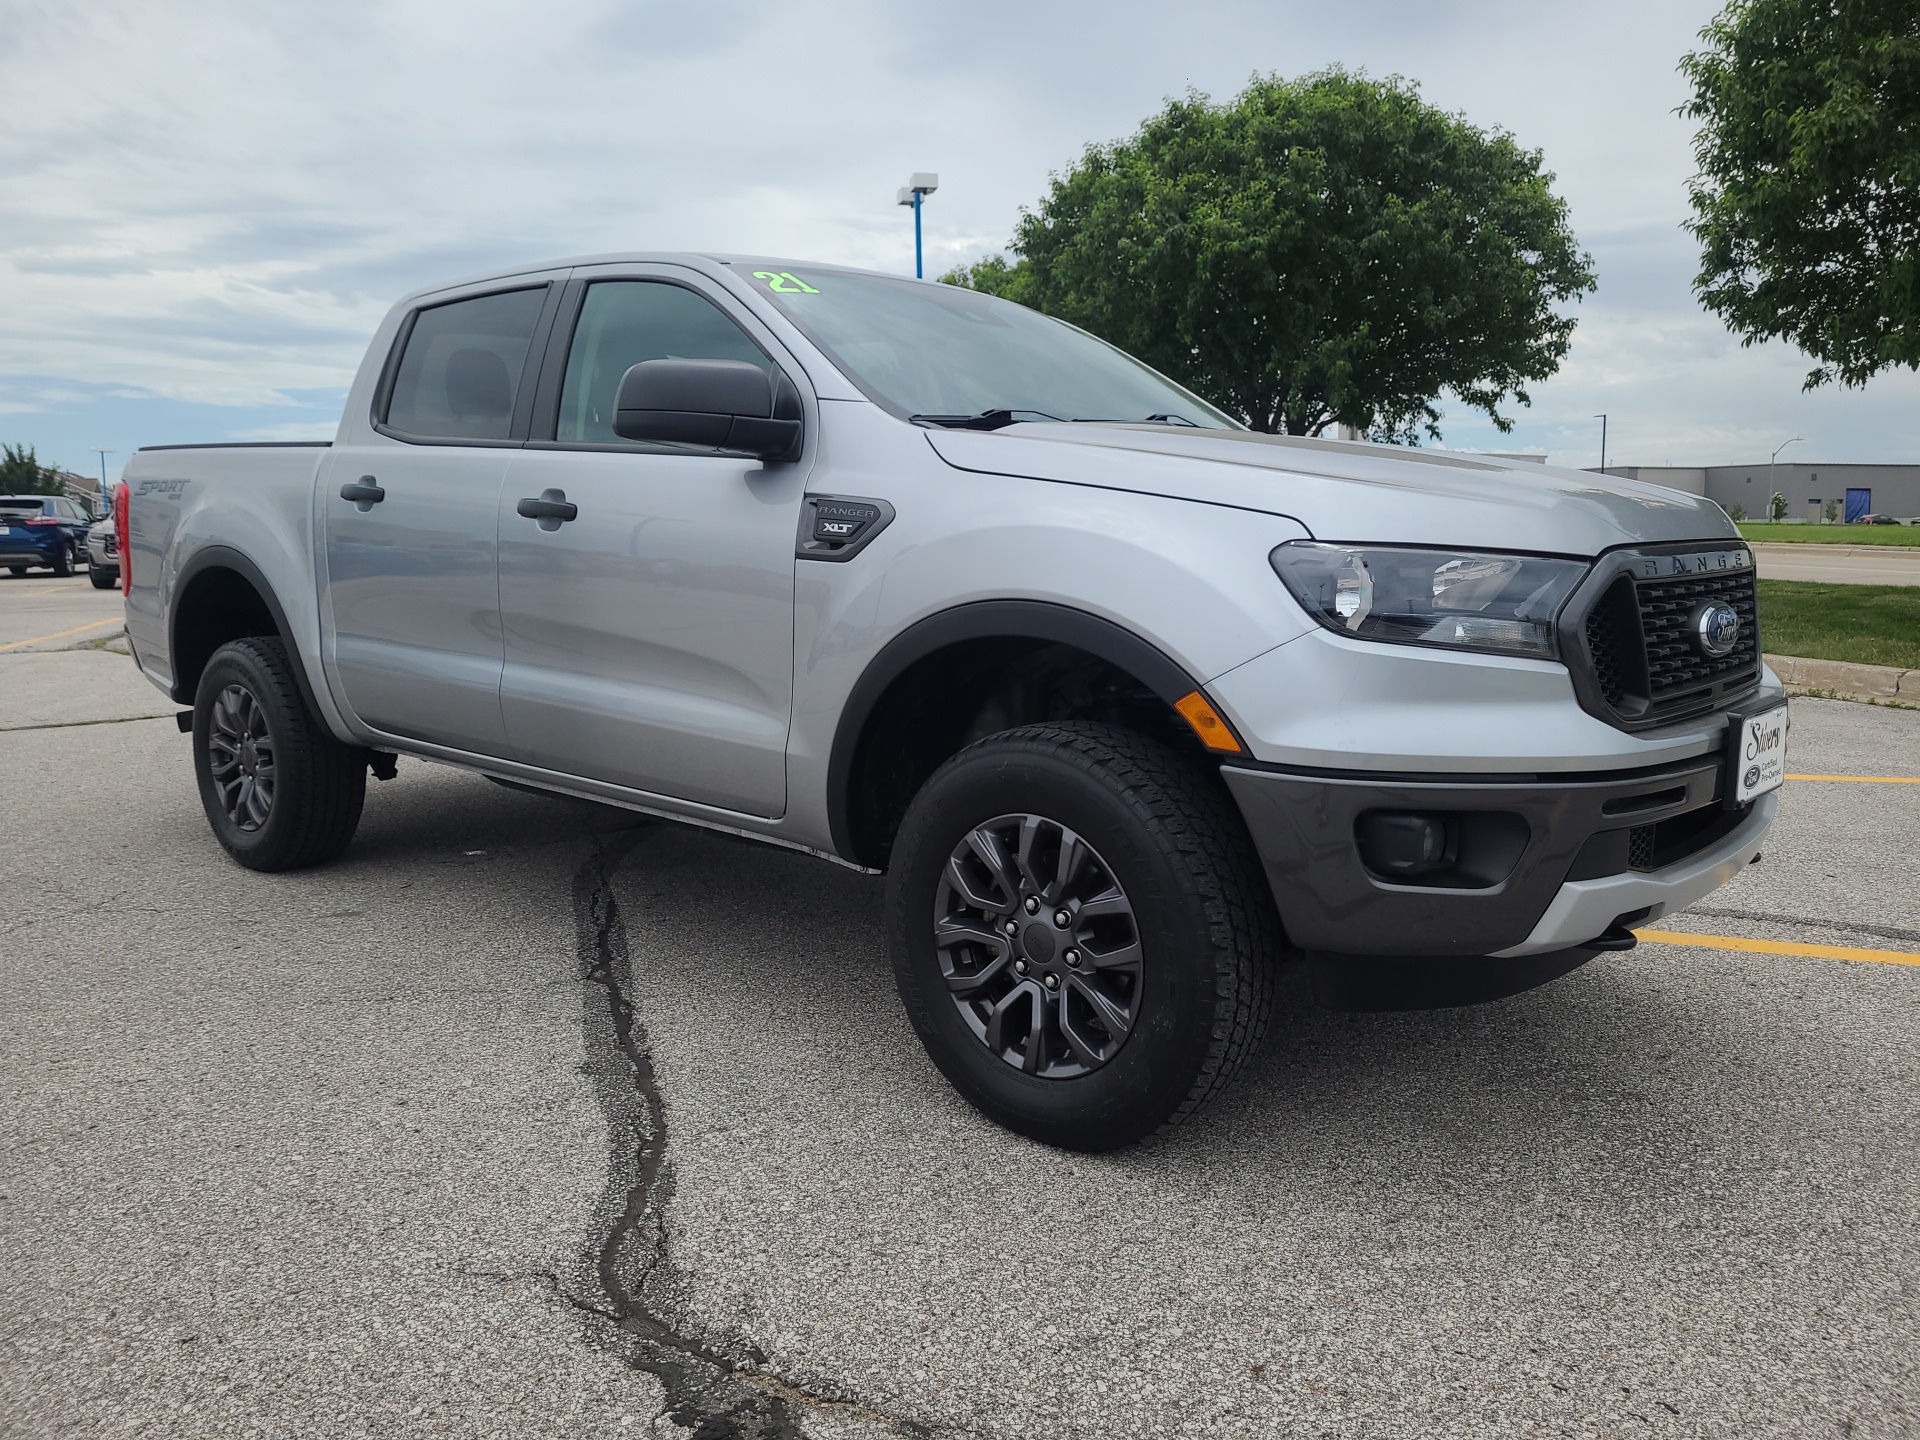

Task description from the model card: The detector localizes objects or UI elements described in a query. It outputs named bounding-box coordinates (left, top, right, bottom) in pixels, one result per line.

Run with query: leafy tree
left=0, top=443, right=65, bottom=496
left=1681, top=0, right=1920, bottom=388
left=942, top=69, right=1595, bottom=439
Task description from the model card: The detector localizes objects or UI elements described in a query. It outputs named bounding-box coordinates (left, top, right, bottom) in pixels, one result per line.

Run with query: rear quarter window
left=383, top=287, right=548, bottom=441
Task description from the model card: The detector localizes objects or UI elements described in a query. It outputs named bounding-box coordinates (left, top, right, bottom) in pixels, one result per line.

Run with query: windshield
left=738, top=264, right=1237, bottom=429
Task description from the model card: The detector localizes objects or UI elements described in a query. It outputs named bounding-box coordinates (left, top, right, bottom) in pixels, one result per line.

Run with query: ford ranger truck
left=121, top=255, right=1785, bottom=1150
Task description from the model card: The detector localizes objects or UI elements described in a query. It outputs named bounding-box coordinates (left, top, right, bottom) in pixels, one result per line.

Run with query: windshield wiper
left=909, top=408, right=1062, bottom=431
left=1064, top=413, right=1204, bottom=428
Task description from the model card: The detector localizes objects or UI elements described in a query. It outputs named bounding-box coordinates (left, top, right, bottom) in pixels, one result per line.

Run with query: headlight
left=1269, top=542, right=1588, bottom=660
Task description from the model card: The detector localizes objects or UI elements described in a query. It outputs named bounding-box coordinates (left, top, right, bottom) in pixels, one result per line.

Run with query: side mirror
left=611, top=359, right=803, bottom=461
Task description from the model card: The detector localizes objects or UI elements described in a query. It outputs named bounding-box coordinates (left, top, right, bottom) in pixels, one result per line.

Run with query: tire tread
left=198, top=636, right=365, bottom=870
left=893, top=720, right=1280, bottom=1144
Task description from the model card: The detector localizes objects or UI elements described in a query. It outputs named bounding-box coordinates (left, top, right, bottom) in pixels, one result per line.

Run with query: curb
left=1750, top=542, right=1920, bottom=560
left=1765, top=652, right=1917, bottom=705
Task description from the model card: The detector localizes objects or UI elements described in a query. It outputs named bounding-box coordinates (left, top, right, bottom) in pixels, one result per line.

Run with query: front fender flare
left=824, top=599, right=1207, bottom=862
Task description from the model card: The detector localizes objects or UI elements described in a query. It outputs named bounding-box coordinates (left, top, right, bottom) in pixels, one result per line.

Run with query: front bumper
left=1221, top=753, right=1775, bottom=959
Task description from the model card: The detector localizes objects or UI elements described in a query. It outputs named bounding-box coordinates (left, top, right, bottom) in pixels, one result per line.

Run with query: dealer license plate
left=0, top=526, right=11, bottom=535
left=1729, top=704, right=1788, bottom=806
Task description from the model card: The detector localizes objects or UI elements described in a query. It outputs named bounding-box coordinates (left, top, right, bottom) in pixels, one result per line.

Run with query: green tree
left=0, top=443, right=65, bottom=496
left=1681, top=0, right=1920, bottom=388
left=942, top=69, right=1595, bottom=439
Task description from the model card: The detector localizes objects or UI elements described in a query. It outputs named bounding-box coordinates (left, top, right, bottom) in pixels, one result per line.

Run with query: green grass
left=1738, top=522, right=1920, bottom=545
left=1757, top=580, right=1920, bottom=669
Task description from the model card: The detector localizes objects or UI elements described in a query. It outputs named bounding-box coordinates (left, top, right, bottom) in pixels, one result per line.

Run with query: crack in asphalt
left=568, top=825, right=937, bottom=1440
left=0, top=713, right=175, bottom=731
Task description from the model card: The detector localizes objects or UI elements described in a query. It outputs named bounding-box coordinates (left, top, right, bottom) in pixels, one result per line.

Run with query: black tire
left=51, top=543, right=74, bottom=577
left=887, top=722, right=1279, bottom=1151
left=6, top=566, right=25, bottom=577
left=88, top=564, right=118, bottom=589
left=192, top=636, right=366, bottom=871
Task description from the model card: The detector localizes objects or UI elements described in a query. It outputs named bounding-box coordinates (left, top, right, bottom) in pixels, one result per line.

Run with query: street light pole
left=896, top=173, right=939, bottom=278
left=92, top=449, right=113, bottom=514
left=1593, top=414, right=1607, bottom=473
left=1769, top=437, right=1803, bottom=522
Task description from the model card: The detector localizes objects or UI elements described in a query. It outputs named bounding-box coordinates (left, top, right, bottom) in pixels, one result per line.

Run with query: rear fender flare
left=169, top=545, right=325, bottom=722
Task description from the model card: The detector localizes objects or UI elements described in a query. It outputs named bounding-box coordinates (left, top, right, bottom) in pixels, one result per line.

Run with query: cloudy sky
left=3, top=0, right=1916, bottom=482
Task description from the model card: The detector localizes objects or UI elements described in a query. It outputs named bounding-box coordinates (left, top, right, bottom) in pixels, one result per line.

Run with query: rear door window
left=384, top=287, right=548, bottom=441
left=555, top=281, right=771, bottom=444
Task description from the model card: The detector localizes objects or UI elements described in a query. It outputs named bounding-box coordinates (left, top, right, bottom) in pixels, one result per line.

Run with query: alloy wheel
left=206, top=683, right=276, bottom=831
left=933, top=813, right=1143, bottom=1078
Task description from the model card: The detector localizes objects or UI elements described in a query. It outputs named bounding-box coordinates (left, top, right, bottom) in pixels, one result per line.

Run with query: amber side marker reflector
left=1174, top=691, right=1242, bottom=754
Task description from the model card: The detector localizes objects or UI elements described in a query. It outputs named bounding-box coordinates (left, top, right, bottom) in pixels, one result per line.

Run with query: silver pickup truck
left=121, top=253, right=1786, bottom=1149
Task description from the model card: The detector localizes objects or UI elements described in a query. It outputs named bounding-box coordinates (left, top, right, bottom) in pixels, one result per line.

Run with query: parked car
left=122, top=254, right=1785, bottom=1150
left=0, top=494, right=95, bottom=575
left=85, top=514, right=120, bottom=588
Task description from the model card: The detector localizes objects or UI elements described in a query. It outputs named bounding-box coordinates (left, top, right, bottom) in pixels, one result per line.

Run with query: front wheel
left=192, top=636, right=367, bottom=871
left=887, top=722, right=1279, bottom=1151
left=88, top=564, right=118, bottom=589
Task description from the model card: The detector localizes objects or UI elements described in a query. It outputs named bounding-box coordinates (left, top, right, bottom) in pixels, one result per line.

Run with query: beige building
left=1596, top=463, right=1920, bottom=522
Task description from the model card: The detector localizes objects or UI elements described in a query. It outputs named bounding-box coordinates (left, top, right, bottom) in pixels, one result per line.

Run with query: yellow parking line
left=1636, top=929, right=1920, bottom=968
left=1786, top=773, right=1920, bottom=784
left=0, top=617, right=120, bottom=653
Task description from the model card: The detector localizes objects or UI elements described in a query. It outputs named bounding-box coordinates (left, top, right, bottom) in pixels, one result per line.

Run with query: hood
left=924, top=425, right=1736, bottom=557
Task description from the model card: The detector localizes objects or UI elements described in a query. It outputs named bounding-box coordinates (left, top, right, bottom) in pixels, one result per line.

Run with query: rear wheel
left=887, top=722, right=1279, bottom=1151
left=51, top=543, right=73, bottom=577
left=6, top=566, right=24, bottom=577
left=192, top=636, right=366, bottom=871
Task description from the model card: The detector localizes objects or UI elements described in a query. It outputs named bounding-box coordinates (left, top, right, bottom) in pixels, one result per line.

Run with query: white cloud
left=1, top=0, right=1915, bottom=463
left=227, top=421, right=342, bottom=442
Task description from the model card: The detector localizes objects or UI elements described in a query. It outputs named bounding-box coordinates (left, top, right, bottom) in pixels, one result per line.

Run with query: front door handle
left=339, top=477, right=385, bottom=511
left=516, top=489, right=578, bottom=531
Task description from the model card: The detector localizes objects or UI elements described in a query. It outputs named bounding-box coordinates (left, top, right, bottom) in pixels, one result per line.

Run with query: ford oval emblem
left=1692, top=601, right=1741, bottom=658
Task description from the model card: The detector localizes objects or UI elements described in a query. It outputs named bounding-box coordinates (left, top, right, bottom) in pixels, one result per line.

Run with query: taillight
left=25, top=515, right=61, bottom=526
left=113, top=483, right=131, bottom=596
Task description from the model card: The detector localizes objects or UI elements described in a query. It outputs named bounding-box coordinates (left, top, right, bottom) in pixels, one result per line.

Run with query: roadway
left=1752, top=541, right=1920, bottom=586
left=3, top=579, right=1917, bottom=1439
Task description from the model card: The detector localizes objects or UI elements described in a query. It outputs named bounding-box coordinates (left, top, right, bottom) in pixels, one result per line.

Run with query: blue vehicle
left=0, top=494, right=96, bottom=576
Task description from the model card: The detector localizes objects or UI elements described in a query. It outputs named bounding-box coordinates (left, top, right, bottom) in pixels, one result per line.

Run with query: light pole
left=896, top=173, right=939, bottom=278
left=92, top=449, right=113, bottom=515
left=1770, top=437, right=1803, bottom=521
left=1593, top=414, right=1608, bottom=473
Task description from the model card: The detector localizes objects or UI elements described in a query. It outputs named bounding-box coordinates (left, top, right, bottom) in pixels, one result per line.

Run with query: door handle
left=516, top=489, right=578, bottom=531
left=340, top=477, right=385, bottom=511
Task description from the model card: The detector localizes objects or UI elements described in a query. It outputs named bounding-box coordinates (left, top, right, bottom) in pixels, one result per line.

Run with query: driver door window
left=556, top=281, right=771, bottom=443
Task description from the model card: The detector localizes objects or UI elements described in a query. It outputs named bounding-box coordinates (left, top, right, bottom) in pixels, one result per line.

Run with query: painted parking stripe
left=1636, top=929, right=1920, bottom=968
left=0, top=617, right=121, bottom=652
left=1785, top=773, right=1920, bottom=784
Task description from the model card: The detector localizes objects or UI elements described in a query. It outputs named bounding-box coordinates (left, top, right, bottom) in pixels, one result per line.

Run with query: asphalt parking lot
left=3, top=582, right=1918, bottom=1439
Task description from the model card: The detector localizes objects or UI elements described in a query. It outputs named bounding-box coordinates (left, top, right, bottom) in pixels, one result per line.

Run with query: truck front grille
left=1638, top=570, right=1760, bottom=718
left=1573, top=548, right=1762, bottom=729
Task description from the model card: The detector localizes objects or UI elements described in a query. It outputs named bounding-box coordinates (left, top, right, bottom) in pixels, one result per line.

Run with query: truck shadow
left=588, top=813, right=1816, bottom=1206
